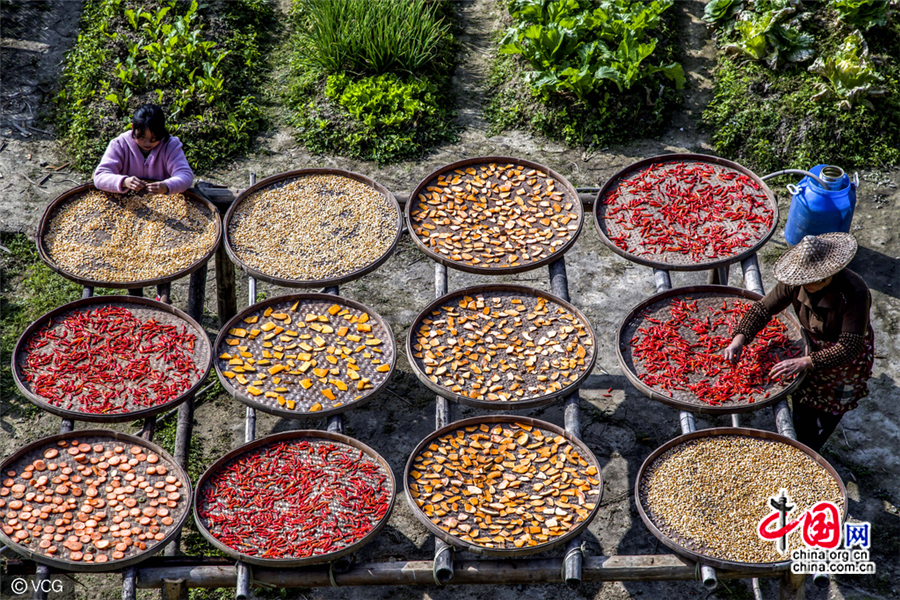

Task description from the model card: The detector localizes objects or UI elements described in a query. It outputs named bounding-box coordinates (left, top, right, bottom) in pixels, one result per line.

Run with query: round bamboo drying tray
left=404, top=415, right=603, bottom=557
left=593, top=154, right=777, bottom=271
left=12, top=296, right=212, bottom=423
left=194, top=430, right=395, bottom=567
left=0, top=430, right=192, bottom=572
left=214, top=293, right=395, bottom=419
left=635, top=427, right=847, bottom=573
left=406, top=157, right=583, bottom=275
left=37, top=183, right=221, bottom=288
left=617, top=285, right=807, bottom=415
left=407, top=284, right=597, bottom=410
left=223, top=169, right=402, bottom=288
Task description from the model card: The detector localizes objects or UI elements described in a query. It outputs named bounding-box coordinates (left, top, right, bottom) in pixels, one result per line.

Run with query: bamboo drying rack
left=1, top=173, right=816, bottom=600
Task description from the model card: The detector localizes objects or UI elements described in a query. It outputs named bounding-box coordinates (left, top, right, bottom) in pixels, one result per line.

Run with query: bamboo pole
left=132, top=556, right=780, bottom=588
left=432, top=262, right=453, bottom=584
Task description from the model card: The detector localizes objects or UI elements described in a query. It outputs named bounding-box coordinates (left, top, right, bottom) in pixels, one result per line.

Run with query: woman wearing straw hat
left=724, top=233, right=874, bottom=451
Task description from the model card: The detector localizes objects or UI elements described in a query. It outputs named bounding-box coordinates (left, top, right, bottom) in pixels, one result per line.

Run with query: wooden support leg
left=140, top=416, right=155, bottom=441
left=236, top=561, right=252, bottom=600
left=187, top=262, right=208, bottom=322
left=779, top=571, right=806, bottom=600
left=161, top=578, right=189, bottom=600
left=215, top=244, right=236, bottom=328
left=32, top=564, right=49, bottom=600
left=166, top=393, right=195, bottom=556
left=708, top=265, right=730, bottom=285
left=123, top=566, right=137, bottom=600
left=157, top=282, right=171, bottom=304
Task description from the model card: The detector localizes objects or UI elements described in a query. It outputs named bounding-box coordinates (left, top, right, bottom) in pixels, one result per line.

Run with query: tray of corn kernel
left=406, top=157, right=583, bottom=275
left=38, top=184, right=220, bottom=288
left=407, top=284, right=597, bottom=409
left=224, top=169, right=402, bottom=288
left=213, top=294, right=396, bottom=419
left=636, top=428, right=846, bottom=572
left=405, top=416, right=603, bottom=557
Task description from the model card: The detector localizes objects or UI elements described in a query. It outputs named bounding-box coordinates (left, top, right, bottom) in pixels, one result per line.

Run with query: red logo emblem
left=758, top=490, right=841, bottom=553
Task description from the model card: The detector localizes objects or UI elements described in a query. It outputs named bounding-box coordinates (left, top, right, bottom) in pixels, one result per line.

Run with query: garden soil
left=1, top=1, right=898, bottom=600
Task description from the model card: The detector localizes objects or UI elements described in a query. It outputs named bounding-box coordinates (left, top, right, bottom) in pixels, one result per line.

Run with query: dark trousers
left=792, top=402, right=844, bottom=452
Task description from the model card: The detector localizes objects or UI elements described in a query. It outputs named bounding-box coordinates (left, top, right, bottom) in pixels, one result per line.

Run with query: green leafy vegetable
left=487, top=0, right=682, bottom=149
left=723, top=5, right=814, bottom=68
left=292, top=73, right=454, bottom=163
left=703, top=0, right=743, bottom=24
left=56, top=0, right=270, bottom=172
left=809, top=32, right=887, bottom=109
left=293, top=0, right=451, bottom=76
left=500, top=0, right=683, bottom=100
left=286, top=0, right=456, bottom=162
left=829, top=0, right=890, bottom=29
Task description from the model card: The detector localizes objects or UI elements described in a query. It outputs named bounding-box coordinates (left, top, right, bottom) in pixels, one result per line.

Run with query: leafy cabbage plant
left=829, top=0, right=891, bottom=29
left=703, top=0, right=743, bottom=25
left=722, top=2, right=814, bottom=69
left=500, top=0, right=683, bottom=101
left=808, top=32, right=887, bottom=109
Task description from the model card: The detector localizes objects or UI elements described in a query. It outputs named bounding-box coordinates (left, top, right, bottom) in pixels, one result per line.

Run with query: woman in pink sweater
left=93, top=104, right=194, bottom=194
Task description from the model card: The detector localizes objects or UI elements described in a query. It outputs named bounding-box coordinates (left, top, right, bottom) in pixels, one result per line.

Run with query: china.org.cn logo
left=756, top=489, right=876, bottom=575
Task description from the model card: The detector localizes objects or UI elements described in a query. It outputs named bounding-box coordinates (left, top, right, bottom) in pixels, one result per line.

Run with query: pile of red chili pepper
left=198, top=438, right=391, bottom=559
left=599, top=161, right=773, bottom=262
left=630, top=298, right=801, bottom=405
left=20, top=306, right=200, bottom=414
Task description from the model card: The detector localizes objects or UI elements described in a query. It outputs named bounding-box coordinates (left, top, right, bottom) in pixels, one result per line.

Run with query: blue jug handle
left=851, top=173, right=859, bottom=189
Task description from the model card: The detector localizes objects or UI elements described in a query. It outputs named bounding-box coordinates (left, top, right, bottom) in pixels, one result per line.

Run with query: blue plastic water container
left=784, top=164, right=857, bottom=245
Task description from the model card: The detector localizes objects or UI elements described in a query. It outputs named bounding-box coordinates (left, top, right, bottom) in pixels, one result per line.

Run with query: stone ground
left=1, top=1, right=898, bottom=600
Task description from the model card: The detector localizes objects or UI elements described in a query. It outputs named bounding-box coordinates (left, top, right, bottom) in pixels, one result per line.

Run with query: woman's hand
left=145, top=181, right=169, bottom=194
left=769, top=356, right=813, bottom=380
left=723, top=334, right=746, bottom=363
left=124, top=176, right=145, bottom=191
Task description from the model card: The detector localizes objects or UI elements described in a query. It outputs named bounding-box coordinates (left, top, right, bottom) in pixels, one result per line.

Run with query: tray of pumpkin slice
left=213, top=294, right=396, bottom=419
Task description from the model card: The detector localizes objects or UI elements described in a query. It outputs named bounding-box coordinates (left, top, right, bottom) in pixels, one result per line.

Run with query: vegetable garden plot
left=489, top=0, right=684, bottom=148
left=703, top=0, right=900, bottom=171
left=56, top=0, right=270, bottom=172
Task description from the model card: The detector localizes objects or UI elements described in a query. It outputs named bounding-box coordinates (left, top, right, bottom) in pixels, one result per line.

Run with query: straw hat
left=773, top=233, right=858, bottom=286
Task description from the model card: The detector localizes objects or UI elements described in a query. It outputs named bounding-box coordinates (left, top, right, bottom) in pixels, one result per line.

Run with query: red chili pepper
left=600, top=161, right=773, bottom=261
left=21, top=306, right=200, bottom=414
left=630, top=298, right=797, bottom=406
left=197, top=439, right=391, bottom=560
